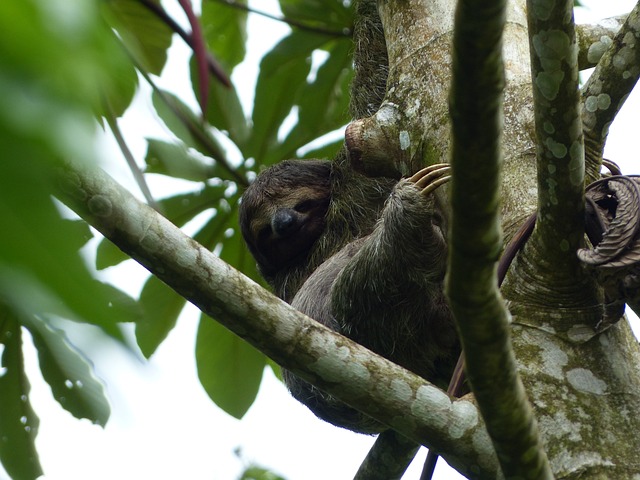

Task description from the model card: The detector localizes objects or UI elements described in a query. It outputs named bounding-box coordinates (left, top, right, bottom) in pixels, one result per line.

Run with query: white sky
left=8, top=1, right=640, bottom=479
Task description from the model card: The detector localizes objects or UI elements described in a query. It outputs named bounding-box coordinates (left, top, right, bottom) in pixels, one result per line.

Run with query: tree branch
left=104, top=105, right=160, bottom=212
left=526, top=0, right=594, bottom=300
left=576, top=16, right=626, bottom=70
left=582, top=3, right=640, bottom=183
left=448, top=0, right=552, bottom=478
left=353, top=430, right=419, bottom=480
left=55, top=159, right=499, bottom=478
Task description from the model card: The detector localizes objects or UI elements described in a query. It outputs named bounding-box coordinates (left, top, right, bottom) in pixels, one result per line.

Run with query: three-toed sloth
left=239, top=158, right=458, bottom=433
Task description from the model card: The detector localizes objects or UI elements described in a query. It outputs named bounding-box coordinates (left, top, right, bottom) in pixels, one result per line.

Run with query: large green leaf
left=0, top=0, right=134, bottom=124
left=95, top=238, right=131, bottom=270
left=145, top=138, right=219, bottom=182
left=102, top=0, right=173, bottom=76
left=0, top=159, right=140, bottom=335
left=195, top=314, right=265, bottom=419
left=275, top=39, right=352, bottom=159
left=248, top=31, right=330, bottom=163
left=134, top=198, right=235, bottom=356
left=0, top=311, right=42, bottom=480
left=135, top=276, right=187, bottom=358
left=189, top=56, right=250, bottom=152
left=151, top=89, right=229, bottom=166
left=201, top=0, right=248, bottom=71
left=158, top=183, right=228, bottom=227
left=22, top=316, right=110, bottom=426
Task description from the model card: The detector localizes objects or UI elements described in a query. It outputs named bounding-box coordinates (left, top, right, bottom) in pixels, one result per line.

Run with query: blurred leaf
left=240, top=465, right=287, bottom=480
left=151, top=89, right=229, bottom=165
left=62, top=219, right=95, bottom=249
left=276, top=39, right=352, bottom=159
left=22, top=316, right=110, bottom=426
left=100, top=57, right=139, bottom=120
left=248, top=31, right=330, bottom=163
left=201, top=0, right=248, bottom=72
left=299, top=138, right=344, bottom=161
left=102, top=0, right=173, bottom=76
left=0, top=160, right=139, bottom=337
left=145, top=138, right=218, bottom=181
left=190, top=56, right=250, bottom=151
left=195, top=314, right=265, bottom=419
left=0, top=311, right=42, bottom=480
left=135, top=276, right=187, bottom=358
left=96, top=238, right=130, bottom=270
left=0, top=0, right=133, bottom=137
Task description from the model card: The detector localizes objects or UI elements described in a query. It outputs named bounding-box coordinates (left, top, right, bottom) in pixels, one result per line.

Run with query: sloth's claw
left=407, top=164, right=451, bottom=196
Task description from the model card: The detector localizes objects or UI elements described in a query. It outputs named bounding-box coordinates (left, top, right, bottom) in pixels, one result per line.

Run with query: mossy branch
left=55, top=159, right=499, bottom=478
left=526, top=0, right=593, bottom=299
left=576, top=16, right=626, bottom=71
left=447, top=0, right=553, bottom=478
left=582, top=3, right=640, bottom=183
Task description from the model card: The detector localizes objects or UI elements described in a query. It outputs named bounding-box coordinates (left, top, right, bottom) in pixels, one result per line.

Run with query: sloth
left=239, top=158, right=458, bottom=433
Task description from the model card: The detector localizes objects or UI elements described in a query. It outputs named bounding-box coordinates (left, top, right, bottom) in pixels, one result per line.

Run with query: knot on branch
left=345, top=103, right=418, bottom=179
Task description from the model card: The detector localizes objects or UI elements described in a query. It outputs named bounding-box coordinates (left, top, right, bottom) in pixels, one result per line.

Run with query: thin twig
left=581, top=3, right=640, bottom=184
left=210, top=0, right=352, bottom=37
left=104, top=104, right=161, bottom=212
left=178, top=0, right=211, bottom=115
left=138, top=0, right=231, bottom=87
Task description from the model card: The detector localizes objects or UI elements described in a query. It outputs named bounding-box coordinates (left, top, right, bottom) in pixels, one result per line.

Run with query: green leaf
left=248, top=31, right=330, bottom=162
left=96, top=238, right=130, bottom=270
left=299, top=138, right=344, bottom=161
left=240, top=466, right=287, bottom=480
left=158, top=183, right=227, bottom=228
left=279, top=0, right=353, bottom=30
left=145, top=138, right=218, bottom=181
left=102, top=0, right=173, bottom=76
left=22, top=316, right=110, bottom=427
left=100, top=55, right=138, bottom=119
left=0, top=311, right=42, bottom=480
left=195, top=314, right=265, bottom=419
left=62, top=219, right=95, bottom=249
left=201, top=0, right=248, bottom=72
left=151, top=89, right=228, bottom=164
left=276, top=39, right=352, bottom=159
left=189, top=56, right=250, bottom=151
left=134, top=194, right=239, bottom=356
left=0, top=160, right=139, bottom=335
left=135, top=276, right=187, bottom=358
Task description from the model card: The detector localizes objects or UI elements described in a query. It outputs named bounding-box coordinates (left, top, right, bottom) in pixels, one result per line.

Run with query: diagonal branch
left=448, top=0, right=552, bottom=478
left=55, top=159, right=499, bottom=478
left=576, top=16, right=626, bottom=71
left=353, top=430, right=419, bottom=480
left=582, top=3, right=640, bottom=183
